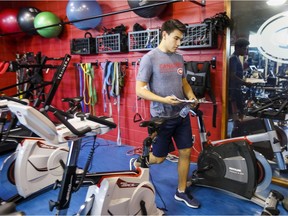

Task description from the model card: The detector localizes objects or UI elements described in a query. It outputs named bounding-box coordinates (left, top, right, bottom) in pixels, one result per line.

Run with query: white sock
left=178, top=189, right=185, bottom=193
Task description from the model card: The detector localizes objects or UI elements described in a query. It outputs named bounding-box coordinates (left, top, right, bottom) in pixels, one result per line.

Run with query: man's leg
left=177, top=147, right=191, bottom=191
left=174, top=147, right=200, bottom=208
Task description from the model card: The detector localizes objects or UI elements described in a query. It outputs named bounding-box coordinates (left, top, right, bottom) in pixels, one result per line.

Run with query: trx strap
left=185, top=61, right=217, bottom=127
left=133, top=62, right=143, bottom=123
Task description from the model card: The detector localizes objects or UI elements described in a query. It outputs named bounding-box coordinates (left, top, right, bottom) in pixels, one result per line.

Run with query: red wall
left=0, top=1, right=226, bottom=162
left=0, top=34, right=17, bottom=96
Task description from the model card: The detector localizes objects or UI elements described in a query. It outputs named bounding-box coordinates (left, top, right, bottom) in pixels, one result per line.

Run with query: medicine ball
left=0, top=8, right=22, bottom=34
left=127, top=0, right=168, bottom=18
left=66, top=0, right=102, bottom=30
left=17, top=7, right=41, bottom=35
left=34, top=11, right=63, bottom=38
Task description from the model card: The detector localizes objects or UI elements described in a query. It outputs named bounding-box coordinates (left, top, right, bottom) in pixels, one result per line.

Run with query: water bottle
left=179, top=105, right=190, bottom=118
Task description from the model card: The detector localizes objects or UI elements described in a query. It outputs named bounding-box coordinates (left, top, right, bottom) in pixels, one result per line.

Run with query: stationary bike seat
left=140, top=118, right=166, bottom=134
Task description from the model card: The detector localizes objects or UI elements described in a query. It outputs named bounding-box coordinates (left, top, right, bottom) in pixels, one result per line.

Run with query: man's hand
left=165, top=95, right=182, bottom=105
left=189, top=98, right=199, bottom=109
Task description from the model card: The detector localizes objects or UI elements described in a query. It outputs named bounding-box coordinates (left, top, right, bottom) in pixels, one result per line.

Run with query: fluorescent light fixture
left=266, top=0, right=287, bottom=6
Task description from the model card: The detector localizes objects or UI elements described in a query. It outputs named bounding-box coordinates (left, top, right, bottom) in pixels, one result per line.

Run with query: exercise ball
left=0, top=8, right=22, bottom=34
left=66, top=0, right=102, bottom=30
left=127, top=0, right=168, bottom=18
left=34, top=11, right=62, bottom=38
left=17, top=7, right=41, bottom=35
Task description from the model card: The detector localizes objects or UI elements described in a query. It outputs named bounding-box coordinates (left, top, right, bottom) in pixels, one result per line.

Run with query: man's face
left=239, top=46, right=249, bottom=56
left=162, top=29, right=184, bottom=53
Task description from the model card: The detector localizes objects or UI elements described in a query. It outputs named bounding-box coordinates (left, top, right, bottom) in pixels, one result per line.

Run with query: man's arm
left=136, top=80, right=181, bottom=105
left=229, top=57, right=252, bottom=87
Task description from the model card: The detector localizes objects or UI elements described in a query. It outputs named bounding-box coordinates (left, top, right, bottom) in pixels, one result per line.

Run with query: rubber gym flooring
left=0, top=137, right=287, bottom=215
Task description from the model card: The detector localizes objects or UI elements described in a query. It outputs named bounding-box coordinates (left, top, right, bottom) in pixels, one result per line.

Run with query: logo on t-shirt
left=177, top=68, right=183, bottom=75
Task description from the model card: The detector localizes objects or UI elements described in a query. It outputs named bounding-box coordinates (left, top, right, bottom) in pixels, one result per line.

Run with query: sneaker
left=174, top=189, right=200, bottom=208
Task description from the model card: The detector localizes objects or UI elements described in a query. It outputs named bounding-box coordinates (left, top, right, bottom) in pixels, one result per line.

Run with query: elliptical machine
left=189, top=107, right=287, bottom=215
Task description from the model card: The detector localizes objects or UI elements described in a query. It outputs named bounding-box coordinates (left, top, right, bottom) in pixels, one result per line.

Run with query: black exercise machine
left=189, top=107, right=287, bottom=215
left=0, top=53, right=71, bottom=154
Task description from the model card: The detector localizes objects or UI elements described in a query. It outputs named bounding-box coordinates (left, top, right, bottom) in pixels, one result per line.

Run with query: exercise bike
left=231, top=88, right=288, bottom=172
left=1, top=97, right=163, bottom=215
left=49, top=114, right=164, bottom=215
left=189, top=107, right=287, bottom=215
left=0, top=96, right=114, bottom=202
left=0, top=96, right=110, bottom=203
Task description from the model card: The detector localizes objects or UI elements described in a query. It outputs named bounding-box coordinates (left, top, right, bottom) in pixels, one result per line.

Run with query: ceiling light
left=266, top=0, right=287, bottom=6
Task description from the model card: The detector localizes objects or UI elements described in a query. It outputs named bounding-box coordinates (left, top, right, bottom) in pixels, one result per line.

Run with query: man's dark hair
left=161, top=19, right=187, bottom=35
left=234, top=38, right=250, bottom=48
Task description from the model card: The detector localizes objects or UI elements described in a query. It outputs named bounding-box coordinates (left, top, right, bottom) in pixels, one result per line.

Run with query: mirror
left=227, top=1, right=288, bottom=137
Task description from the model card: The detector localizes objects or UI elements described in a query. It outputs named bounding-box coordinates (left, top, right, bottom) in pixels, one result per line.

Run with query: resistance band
left=81, top=63, right=97, bottom=115
left=114, top=62, right=122, bottom=146
left=78, top=64, right=85, bottom=112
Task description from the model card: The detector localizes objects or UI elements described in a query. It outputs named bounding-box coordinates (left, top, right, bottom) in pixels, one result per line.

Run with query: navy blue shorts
left=152, top=115, right=193, bottom=157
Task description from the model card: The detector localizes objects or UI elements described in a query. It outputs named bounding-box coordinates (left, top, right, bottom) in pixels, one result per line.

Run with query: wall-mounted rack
left=179, top=23, right=217, bottom=49
left=128, top=29, right=160, bottom=52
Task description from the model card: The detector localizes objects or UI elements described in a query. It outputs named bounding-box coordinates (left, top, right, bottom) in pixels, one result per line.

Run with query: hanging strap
left=81, top=63, right=97, bottom=114
left=110, top=62, right=117, bottom=97
left=101, top=61, right=109, bottom=113
left=133, top=62, right=143, bottom=123
left=102, top=61, right=113, bottom=116
left=77, top=64, right=85, bottom=111
left=81, top=63, right=90, bottom=106
left=86, top=63, right=97, bottom=115
left=112, top=62, right=121, bottom=146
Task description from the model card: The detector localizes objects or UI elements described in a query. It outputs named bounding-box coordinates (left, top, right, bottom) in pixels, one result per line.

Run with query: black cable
left=73, top=135, right=97, bottom=192
left=149, top=172, right=168, bottom=213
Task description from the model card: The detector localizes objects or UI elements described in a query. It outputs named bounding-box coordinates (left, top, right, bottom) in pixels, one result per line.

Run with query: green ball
left=34, top=11, right=62, bottom=38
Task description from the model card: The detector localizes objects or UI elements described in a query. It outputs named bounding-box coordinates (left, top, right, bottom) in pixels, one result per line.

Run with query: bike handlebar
left=54, top=111, right=92, bottom=136
left=46, top=105, right=117, bottom=137
left=86, top=114, right=117, bottom=129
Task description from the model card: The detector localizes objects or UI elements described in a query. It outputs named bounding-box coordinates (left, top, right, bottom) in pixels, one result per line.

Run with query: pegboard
left=128, top=29, right=160, bottom=52
left=179, top=23, right=217, bottom=49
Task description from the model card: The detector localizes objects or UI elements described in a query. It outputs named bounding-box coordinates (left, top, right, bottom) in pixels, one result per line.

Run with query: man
left=134, top=19, right=200, bottom=208
left=228, top=38, right=252, bottom=123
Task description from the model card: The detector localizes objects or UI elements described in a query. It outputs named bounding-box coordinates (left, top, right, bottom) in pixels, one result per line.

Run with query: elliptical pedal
left=261, top=190, right=284, bottom=216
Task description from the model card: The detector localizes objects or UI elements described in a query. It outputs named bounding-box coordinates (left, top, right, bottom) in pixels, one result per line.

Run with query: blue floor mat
left=0, top=138, right=287, bottom=215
